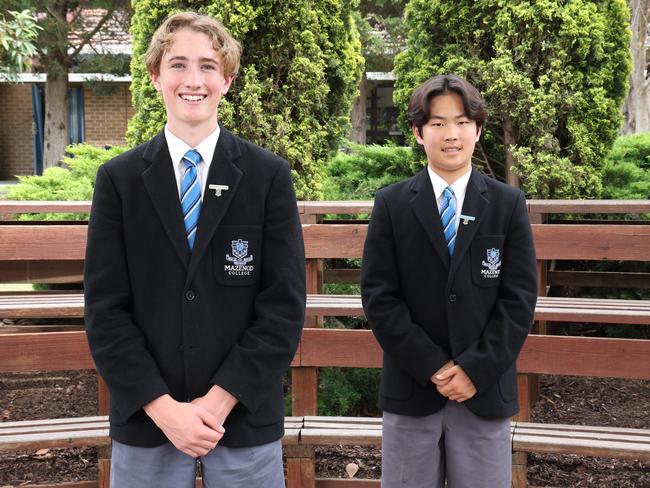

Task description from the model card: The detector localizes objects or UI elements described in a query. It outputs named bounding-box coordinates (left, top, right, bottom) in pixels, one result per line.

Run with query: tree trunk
left=622, top=0, right=650, bottom=134
left=43, top=71, right=69, bottom=169
left=503, top=116, right=520, bottom=188
left=349, top=72, right=367, bottom=144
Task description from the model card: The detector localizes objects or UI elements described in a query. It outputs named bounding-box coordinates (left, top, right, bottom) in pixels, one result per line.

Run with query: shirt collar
left=164, top=124, right=221, bottom=169
left=427, top=165, right=472, bottom=201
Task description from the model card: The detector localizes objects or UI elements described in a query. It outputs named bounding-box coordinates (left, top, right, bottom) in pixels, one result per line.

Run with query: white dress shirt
left=165, top=125, right=220, bottom=200
left=427, top=165, right=472, bottom=232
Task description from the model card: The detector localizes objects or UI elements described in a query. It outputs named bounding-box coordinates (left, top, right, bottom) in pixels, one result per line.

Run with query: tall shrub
left=128, top=0, right=364, bottom=199
left=393, top=0, right=631, bottom=198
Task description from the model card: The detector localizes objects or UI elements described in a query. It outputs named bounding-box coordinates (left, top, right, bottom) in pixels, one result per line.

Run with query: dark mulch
left=526, top=376, right=650, bottom=488
left=1, top=371, right=649, bottom=486
left=0, top=371, right=98, bottom=485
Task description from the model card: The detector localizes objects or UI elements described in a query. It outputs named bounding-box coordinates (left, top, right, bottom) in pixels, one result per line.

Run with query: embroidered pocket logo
left=481, top=248, right=501, bottom=278
left=225, top=239, right=254, bottom=275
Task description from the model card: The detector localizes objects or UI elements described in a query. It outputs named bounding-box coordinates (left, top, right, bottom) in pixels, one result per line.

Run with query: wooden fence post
left=290, top=210, right=324, bottom=488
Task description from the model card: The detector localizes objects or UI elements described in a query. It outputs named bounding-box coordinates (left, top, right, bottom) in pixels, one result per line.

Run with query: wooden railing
left=1, top=199, right=649, bottom=488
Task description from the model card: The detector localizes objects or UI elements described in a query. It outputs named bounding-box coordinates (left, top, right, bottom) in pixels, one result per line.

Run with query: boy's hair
left=407, top=74, right=487, bottom=136
left=146, top=12, right=242, bottom=77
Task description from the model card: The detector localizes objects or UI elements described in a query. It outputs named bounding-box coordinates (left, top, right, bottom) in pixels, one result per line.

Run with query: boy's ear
left=411, top=125, right=424, bottom=145
left=476, top=125, right=482, bottom=142
left=221, top=74, right=236, bottom=95
left=150, top=71, right=162, bottom=91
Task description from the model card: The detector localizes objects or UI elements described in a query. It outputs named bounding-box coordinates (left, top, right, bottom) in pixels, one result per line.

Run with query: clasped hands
left=144, top=384, right=238, bottom=458
left=431, top=360, right=477, bottom=402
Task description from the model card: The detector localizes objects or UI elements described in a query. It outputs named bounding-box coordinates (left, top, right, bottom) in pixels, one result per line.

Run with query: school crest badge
left=226, top=239, right=254, bottom=266
left=480, top=247, right=501, bottom=278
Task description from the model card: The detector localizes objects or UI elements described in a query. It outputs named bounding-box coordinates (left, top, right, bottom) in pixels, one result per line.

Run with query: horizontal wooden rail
left=527, top=200, right=650, bottom=215
left=547, top=270, right=650, bottom=289
left=3, top=293, right=650, bottom=323
left=0, top=224, right=372, bottom=261
left=4, top=223, right=650, bottom=262
left=0, top=261, right=84, bottom=283
left=0, top=201, right=92, bottom=219
left=0, top=293, right=84, bottom=318
left=0, top=200, right=373, bottom=220
left=3, top=329, right=649, bottom=380
left=0, top=331, right=94, bottom=372
left=512, top=422, right=650, bottom=460
left=323, top=269, right=361, bottom=284
left=534, top=297, right=650, bottom=324
left=531, top=224, right=650, bottom=260
left=302, top=225, right=367, bottom=259
left=0, top=416, right=303, bottom=453
left=0, top=330, right=298, bottom=373
left=0, top=416, right=110, bottom=451
left=298, top=329, right=650, bottom=380
left=518, top=335, right=650, bottom=378
left=300, top=201, right=374, bottom=216
left=0, top=225, right=87, bottom=260
left=2, top=200, right=650, bottom=218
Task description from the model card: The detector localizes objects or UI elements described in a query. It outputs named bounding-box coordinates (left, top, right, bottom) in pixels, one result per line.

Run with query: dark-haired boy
left=84, top=12, right=305, bottom=488
left=361, top=74, right=537, bottom=487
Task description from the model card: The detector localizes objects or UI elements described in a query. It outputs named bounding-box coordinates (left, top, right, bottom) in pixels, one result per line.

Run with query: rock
left=345, top=462, right=359, bottom=478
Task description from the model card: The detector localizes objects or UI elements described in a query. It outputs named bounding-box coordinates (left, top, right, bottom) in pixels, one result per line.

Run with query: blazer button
left=185, top=290, right=196, bottom=301
left=449, top=294, right=457, bottom=303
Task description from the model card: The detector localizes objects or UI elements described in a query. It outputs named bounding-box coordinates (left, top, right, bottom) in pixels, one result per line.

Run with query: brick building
left=0, top=74, right=134, bottom=180
left=0, top=83, right=34, bottom=180
left=0, top=8, right=133, bottom=181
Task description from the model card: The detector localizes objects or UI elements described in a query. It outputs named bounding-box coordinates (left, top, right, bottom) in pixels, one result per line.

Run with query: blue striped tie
left=181, top=149, right=202, bottom=251
left=440, top=186, right=457, bottom=255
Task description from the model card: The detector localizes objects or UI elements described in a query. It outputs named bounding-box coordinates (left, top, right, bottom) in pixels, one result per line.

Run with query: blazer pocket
left=213, top=225, right=262, bottom=286
left=471, top=235, right=505, bottom=287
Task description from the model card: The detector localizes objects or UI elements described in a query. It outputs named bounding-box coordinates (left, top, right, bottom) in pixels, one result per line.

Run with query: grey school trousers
left=382, top=400, right=511, bottom=488
left=110, top=438, right=284, bottom=488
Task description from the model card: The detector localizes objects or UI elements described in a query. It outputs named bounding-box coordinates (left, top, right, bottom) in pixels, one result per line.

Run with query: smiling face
left=412, top=92, right=481, bottom=184
left=151, top=28, right=234, bottom=146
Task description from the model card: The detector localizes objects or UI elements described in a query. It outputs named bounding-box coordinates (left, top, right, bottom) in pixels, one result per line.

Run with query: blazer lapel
left=187, top=128, right=243, bottom=281
left=141, top=132, right=190, bottom=268
left=409, top=168, right=450, bottom=269
left=449, top=168, right=488, bottom=276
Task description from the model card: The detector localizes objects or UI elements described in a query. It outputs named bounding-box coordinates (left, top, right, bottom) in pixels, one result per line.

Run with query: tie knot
left=183, top=149, right=202, bottom=169
left=443, top=186, right=454, bottom=201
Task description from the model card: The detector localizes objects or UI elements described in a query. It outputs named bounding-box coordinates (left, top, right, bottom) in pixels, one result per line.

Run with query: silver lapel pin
left=208, top=184, right=229, bottom=197
left=459, top=214, right=476, bottom=226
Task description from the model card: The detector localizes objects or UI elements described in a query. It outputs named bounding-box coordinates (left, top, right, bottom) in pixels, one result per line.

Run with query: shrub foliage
left=5, top=144, right=127, bottom=220
left=602, top=132, right=650, bottom=200
left=325, top=142, right=423, bottom=199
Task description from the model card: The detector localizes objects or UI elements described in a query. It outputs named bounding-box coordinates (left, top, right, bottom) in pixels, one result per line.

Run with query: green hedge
left=5, top=144, right=127, bottom=220
left=324, top=142, right=423, bottom=200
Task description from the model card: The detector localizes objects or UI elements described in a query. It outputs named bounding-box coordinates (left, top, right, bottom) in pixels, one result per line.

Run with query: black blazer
left=84, top=128, right=306, bottom=447
left=361, top=168, right=537, bottom=418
